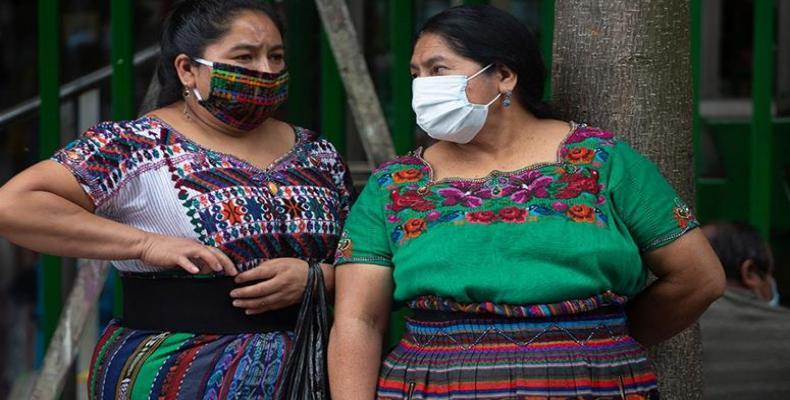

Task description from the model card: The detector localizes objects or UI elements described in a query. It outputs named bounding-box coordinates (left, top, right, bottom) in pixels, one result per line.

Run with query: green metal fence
left=28, top=0, right=788, bottom=368
left=37, top=0, right=62, bottom=352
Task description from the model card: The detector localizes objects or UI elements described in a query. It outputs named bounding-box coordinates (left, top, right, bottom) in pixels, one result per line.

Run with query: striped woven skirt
left=377, top=293, right=659, bottom=399
left=87, top=320, right=292, bottom=399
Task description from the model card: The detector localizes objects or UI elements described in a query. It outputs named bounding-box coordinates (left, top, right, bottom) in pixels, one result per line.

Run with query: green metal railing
left=749, top=0, right=775, bottom=238
left=390, top=0, right=416, bottom=155
left=693, top=0, right=783, bottom=238
left=691, top=0, right=787, bottom=295
left=37, top=0, right=62, bottom=352
left=26, top=0, right=786, bottom=380
left=110, top=0, right=135, bottom=318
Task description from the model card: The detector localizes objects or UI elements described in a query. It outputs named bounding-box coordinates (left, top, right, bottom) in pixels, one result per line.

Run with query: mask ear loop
left=192, top=88, right=204, bottom=101
left=190, top=58, right=212, bottom=101
left=192, top=58, right=213, bottom=68
left=466, top=64, right=501, bottom=107
left=485, top=92, right=502, bottom=107
left=467, top=63, right=494, bottom=81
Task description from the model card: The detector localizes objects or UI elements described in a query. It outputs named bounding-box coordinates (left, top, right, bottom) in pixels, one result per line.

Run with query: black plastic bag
left=277, top=261, right=330, bottom=400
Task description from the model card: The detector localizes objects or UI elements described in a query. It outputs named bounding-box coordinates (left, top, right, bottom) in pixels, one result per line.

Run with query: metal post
left=286, top=0, right=318, bottom=129
left=37, top=0, right=63, bottom=353
left=321, top=31, right=346, bottom=154
left=540, top=0, right=555, bottom=101
left=390, top=0, right=415, bottom=155
left=111, top=0, right=134, bottom=121
left=750, top=0, right=774, bottom=238
left=111, top=0, right=134, bottom=318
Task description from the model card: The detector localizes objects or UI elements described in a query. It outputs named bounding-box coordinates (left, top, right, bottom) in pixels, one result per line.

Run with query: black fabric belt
left=120, top=274, right=298, bottom=334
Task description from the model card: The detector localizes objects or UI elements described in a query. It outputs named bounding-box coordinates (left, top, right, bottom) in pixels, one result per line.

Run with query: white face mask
left=412, top=64, right=501, bottom=144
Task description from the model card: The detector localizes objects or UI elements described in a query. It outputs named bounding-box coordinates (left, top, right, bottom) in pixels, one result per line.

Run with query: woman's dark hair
left=706, top=222, right=773, bottom=282
left=156, top=0, right=285, bottom=107
left=419, top=5, right=553, bottom=118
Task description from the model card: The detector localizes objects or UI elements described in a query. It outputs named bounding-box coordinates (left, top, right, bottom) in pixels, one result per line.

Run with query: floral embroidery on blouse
left=336, top=230, right=353, bottom=260
left=374, top=125, right=620, bottom=245
left=673, top=197, right=695, bottom=230
left=54, top=117, right=354, bottom=272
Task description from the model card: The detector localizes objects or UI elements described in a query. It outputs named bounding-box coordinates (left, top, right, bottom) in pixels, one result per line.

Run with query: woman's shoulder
left=295, top=125, right=334, bottom=152
left=561, top=122, right=655, bottom=167
left=564, top=122, right=617, bottom=147
left=372, top=150, right=426, bottom=176
left=565, top=124, right=670, bottom=189
left=564, top=123, right=654, bottom=156
left=59, top=116, right=170, bottom=161
left=294, top=126, right=351, bottom=171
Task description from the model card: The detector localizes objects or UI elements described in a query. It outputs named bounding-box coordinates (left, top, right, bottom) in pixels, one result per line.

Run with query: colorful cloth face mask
left=192, top=57, right=289, bottom=131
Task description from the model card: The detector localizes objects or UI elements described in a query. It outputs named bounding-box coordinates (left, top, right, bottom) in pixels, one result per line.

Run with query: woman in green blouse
left=329, top=5, right=724, bottom=400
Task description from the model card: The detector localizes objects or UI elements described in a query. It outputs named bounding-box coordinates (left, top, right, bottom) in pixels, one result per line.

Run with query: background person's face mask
left=192, top=57, right=289, bottom=131
left=769, top=277, right=781, bottom=307
left=412, top=64, right=501, bottom=144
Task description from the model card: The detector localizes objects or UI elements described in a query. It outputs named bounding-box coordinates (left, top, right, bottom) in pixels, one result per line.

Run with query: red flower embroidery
left=393, top=168, right=423, bottom=183
left=390, top=190, right=435, bottom=212
left=567, top=204, right=596, bottom=223
left=466, top=210, right=498, bottom=224
left=556, top=170, right=600, bottom=199
left=403, top=218, right=427, bottom=238
left=673, top=199, right=694, bottom=229
left=567, top=147, right=595, bottom=164
left=498, top=207, right=527, bottom=223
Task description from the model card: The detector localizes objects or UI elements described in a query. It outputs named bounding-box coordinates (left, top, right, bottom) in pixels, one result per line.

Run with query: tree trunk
left=314, top=0, right=396, bottom=167
left=551, top=2, right=701, bottom=399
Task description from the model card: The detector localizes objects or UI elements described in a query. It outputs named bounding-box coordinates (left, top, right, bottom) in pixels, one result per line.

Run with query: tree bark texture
left=315, top=0, right=397, bottom=167
left=552, top=2, right=701, bottom=399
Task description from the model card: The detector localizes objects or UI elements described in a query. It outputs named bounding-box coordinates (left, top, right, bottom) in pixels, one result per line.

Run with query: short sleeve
left=51, top=121, right=130, bottom=211
left=333, top=159, right=356, bottom=228
left=610, top=141, right=699, bottom=252
left=334, top=173, right=393, bottom=267
left=317, top=139, right=356, bottom=225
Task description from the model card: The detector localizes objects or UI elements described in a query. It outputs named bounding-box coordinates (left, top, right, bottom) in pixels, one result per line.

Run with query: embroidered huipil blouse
left=52, top=116, right=353, bottom=273
left=335, top=124, right=698, bottom=305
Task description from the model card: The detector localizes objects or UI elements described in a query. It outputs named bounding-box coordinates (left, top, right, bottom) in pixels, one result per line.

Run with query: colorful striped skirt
left=378, top=293, right=659, bottom=399
left=87, top=320, right=292, bottom=399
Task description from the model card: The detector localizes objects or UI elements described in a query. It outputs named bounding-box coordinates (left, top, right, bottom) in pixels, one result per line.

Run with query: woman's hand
left=138, top=233, right=237, bottom=276
left=229, top=258, right=310, bottom=314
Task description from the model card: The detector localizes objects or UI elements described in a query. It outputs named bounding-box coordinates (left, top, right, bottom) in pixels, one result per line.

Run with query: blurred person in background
left=701, top=222, right=790, bottom=399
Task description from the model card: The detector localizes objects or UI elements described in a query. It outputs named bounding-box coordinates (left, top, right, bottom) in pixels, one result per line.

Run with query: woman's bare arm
left=0, top=161, right=235, bottom=274
left=627, top=229, right=725, bottom=346
left=329, top=263, right=393, bottom=399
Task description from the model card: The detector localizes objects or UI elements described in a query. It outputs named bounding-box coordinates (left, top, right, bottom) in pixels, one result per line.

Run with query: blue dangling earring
left=502, top=90, right=513, bottom=108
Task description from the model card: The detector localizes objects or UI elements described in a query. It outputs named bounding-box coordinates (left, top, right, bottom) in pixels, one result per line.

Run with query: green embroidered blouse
left=335, top=124, right=699, bottom=305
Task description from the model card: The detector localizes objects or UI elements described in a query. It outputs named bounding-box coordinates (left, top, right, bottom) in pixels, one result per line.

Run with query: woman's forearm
left=0, top=189, right=148, bottom=260
left=329, top=317, right=384, bottom=400
left=320, top=263, right=335, bottom=294
left=627, top=274, right=722, bottom=347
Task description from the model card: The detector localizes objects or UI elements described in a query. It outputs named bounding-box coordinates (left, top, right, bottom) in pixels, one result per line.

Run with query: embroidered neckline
left=410, top=121, right=581, bottom=185
left=144, top=115, right=306, bottom=175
